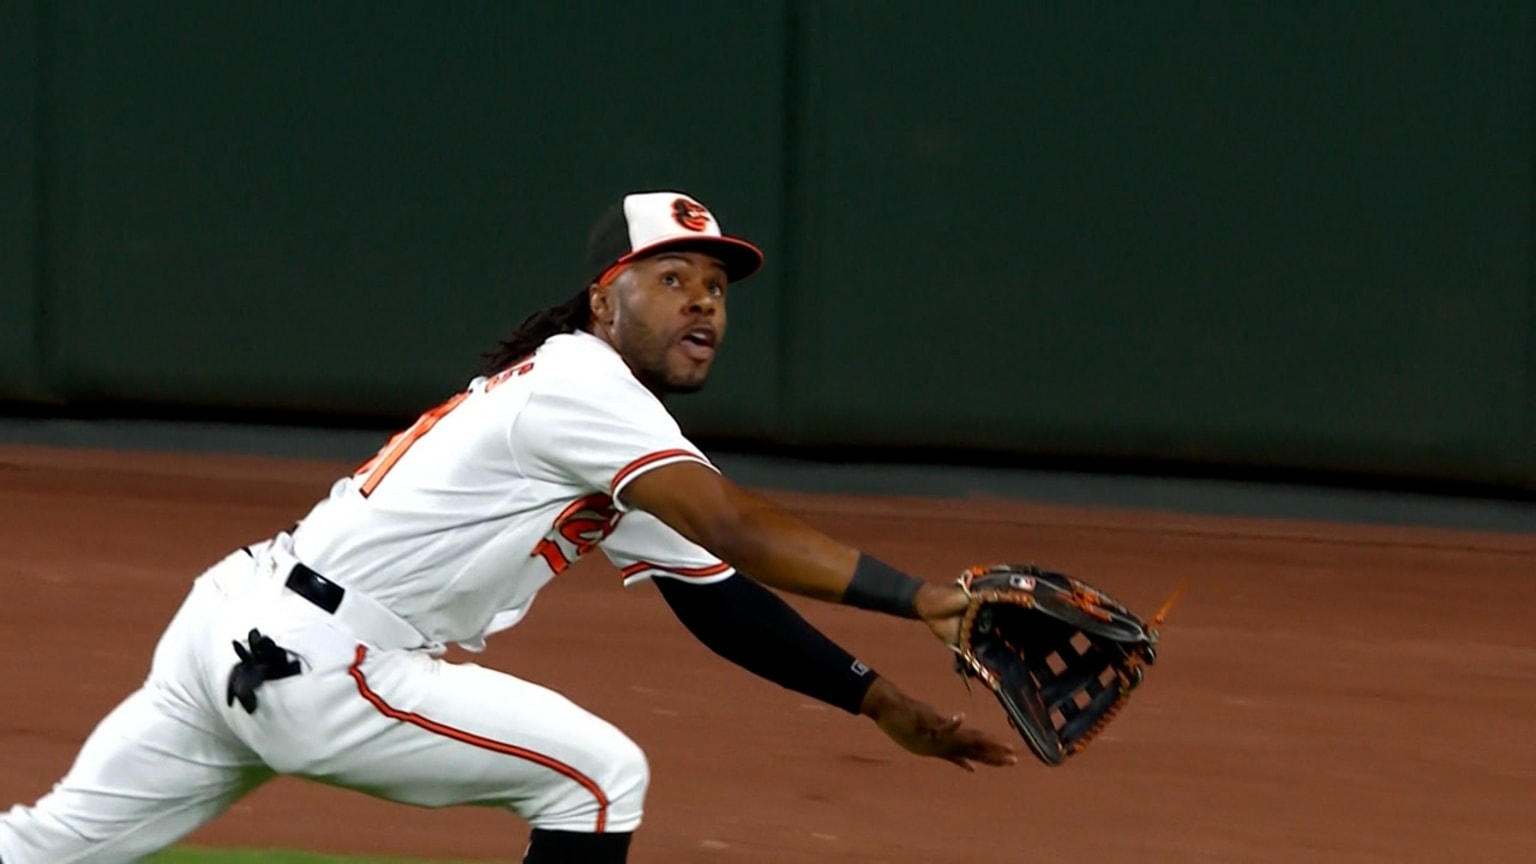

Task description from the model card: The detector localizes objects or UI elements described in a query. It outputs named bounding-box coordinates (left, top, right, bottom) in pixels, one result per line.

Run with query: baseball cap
left=583, top=191, right=764, bottom=287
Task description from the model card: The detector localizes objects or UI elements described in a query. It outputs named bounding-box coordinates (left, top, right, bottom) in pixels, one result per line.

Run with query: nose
left=686, top=283, right=718, bottom=317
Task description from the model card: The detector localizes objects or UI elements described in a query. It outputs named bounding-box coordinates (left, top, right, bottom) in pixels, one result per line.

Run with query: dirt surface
left=1, top=444, right=1533, bottom=863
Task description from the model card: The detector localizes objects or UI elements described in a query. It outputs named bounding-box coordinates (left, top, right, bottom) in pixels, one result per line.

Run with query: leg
left=229, top=646, right=648, bottom=855
left=0, top=565, right=273, bottom=864
left=0, top=685, right=272, bottom=864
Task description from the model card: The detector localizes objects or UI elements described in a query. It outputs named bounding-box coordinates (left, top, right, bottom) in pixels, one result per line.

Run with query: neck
left=582, top=324, right=667, bottom=399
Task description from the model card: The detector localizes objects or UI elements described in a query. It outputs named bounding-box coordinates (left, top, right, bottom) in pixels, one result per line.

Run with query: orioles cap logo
left=672, top=198, right=712, bottom=232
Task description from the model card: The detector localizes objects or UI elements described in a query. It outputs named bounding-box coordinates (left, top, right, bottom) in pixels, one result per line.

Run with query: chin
left=661, top=359, right=713, bottom=395
left=665, top=377, right=709, bottom=396
left=637, top=365, right=710, bottom=396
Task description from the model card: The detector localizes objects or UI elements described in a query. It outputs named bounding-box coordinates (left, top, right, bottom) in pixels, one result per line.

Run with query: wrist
left=913, top=582, right=967, bottom=620
left=842, top=554, right=925, bottom=619
left=858, top=675, right=901, bottom=719
left=913, top=582, right=969, bottom=647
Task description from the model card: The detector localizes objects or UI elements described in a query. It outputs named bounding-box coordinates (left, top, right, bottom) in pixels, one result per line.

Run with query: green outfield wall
left=2, top=1, right=1533, bottom=487
left=0, top=0, right=47, bottom=402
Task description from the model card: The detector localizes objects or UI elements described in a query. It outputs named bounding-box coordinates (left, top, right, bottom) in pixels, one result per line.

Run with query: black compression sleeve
left=655, top=573, right=878, bottom=715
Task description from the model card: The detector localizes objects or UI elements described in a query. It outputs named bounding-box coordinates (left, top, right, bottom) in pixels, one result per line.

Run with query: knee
left=526, top=730, right=649, bottom=834
left=602, top=736, right=649, bottom=833
left=527, top=728, right=648, bottom=835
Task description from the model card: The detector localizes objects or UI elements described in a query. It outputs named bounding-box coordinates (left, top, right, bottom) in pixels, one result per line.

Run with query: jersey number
left=352, top=360, right=535, bottom=497
left=352, top=392, right=469, bottom=497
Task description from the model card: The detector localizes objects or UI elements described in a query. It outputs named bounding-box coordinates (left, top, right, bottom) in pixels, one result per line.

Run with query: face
left=589, top=251, right=729, bottom=396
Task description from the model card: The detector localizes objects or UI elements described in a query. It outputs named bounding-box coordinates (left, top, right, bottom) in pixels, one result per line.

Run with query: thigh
left=271, top=648, right=649, bottom=834
left=0, top=686, right=272, bottom=864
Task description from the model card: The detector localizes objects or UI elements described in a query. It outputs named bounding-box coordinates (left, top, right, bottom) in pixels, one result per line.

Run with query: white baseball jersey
left=0, top=330, right=704, bottom=862
left=0, top=189, right=769, bottom=863
left=290, top=329, right=735, bottom=651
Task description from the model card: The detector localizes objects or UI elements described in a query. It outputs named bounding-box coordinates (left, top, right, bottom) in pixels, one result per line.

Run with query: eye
left=708, top=282, right=725, bottom=297
left=661, top=273, right=681, bottom=288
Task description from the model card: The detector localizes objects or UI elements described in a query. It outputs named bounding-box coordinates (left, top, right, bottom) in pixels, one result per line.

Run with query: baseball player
left=0, top=191, right=1016, bottom=864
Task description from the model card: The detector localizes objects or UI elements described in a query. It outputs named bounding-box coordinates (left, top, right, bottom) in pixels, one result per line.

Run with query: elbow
left=690, top=499, right=771, bottom=572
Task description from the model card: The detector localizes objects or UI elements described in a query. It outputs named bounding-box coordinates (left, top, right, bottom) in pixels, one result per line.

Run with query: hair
left=481, top=287, right=592, bottom=374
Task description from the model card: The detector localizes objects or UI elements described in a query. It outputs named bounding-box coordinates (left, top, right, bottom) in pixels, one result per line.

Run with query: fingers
left=960, top=740, right=1016, bottom=766
left=898, top=705, right=1018, bottom=769
left=938, top=716, right=1018, bottom=768
left=968, top=728, right=1020, bottom=766
left=947, top=755, right=976, bottom=772
left=973, top=739, right=1019, bottom=767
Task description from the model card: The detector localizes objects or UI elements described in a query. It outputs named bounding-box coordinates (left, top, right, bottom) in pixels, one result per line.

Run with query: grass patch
left=149, top=849, right=485, bottom=864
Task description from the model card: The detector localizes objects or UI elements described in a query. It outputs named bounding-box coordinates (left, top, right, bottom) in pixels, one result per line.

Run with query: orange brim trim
left=596, top=235, right=764, bottom=287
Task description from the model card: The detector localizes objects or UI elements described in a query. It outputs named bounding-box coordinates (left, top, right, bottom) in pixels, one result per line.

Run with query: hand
left=912, top=582, right=970, bottom=648
left=860, top=678, right=1017, bottom=771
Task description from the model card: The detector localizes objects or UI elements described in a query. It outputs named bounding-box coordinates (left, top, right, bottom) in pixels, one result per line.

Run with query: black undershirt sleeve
left=654, top=573, right=878, bottom=715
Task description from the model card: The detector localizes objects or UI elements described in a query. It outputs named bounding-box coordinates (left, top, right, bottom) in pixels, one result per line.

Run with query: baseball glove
left=952, top=564, right=1181, bottom=766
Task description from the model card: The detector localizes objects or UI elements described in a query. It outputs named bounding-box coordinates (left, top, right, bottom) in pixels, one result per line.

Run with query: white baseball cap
left=583, top=191, right=765, bottom=287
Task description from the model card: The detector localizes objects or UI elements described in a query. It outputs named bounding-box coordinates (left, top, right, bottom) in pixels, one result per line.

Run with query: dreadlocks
left=482, top=288, right=592, bottom=375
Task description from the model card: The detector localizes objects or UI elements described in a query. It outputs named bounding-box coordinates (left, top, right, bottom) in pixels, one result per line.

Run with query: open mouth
left=678, top=326, right=718, bottom=361
left=681, top=327, right=717, bottom=349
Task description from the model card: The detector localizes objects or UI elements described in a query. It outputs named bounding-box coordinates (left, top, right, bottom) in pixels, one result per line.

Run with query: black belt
left=285, top=562, right=346, bottom=614
left=238, top=526, right=341, bottom=615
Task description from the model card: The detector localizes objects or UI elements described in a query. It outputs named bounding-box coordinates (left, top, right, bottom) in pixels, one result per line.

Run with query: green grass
left=149, top=850, right=485, bottom=864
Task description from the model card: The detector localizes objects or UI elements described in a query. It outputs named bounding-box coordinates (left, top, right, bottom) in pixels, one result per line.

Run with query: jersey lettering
left=484, top=360, right=534, bottom=394
left=531, top=493, right=622, bottom=574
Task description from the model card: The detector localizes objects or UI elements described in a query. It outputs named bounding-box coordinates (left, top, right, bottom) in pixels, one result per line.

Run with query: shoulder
left=534, top=334, right=665, bottom=403
left=515, top=333, right=681, bottom=428
left=533, top=333, right=629, bottom=381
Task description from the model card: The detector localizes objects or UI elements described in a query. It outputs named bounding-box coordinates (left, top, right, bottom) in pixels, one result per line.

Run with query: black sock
left=523, top=828, right=632, bottom=863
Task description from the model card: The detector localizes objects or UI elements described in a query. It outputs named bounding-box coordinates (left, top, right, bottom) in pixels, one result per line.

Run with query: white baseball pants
left=0, top=547, right=648, bottom=864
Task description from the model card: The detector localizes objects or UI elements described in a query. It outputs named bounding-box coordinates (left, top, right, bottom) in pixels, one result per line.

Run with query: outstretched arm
left=654, top=573, right=1015, bottom=770
left=622, top=462, right=969, bottom=643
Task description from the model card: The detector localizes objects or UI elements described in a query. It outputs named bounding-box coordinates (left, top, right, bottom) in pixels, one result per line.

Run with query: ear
left=588, top=281, right=613, bottom=328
